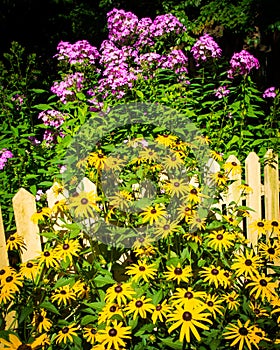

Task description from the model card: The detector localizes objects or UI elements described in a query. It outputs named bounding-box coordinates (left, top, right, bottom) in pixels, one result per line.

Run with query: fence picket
left=264, top=149, right=279, bottom=224
left=0, top=207, right=9, bottom=268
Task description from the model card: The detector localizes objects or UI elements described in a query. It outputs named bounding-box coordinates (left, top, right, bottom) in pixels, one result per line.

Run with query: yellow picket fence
left=0, top=150, right=279, bottom=269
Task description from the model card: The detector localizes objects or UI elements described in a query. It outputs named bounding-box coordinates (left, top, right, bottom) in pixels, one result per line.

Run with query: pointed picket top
left=12, top=188, right=41, bottom=262
left=77, top=177, right=97, bottom=194
left=0, top=206, right=9, bottom=268
left=264, top=149, right=279, bottom=222
left=245, top=152, right=262, bottom=249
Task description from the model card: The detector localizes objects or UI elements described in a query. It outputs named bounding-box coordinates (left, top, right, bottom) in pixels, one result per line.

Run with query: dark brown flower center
left=190, top=189, right=198, bottom=195
left=6, top=276, right=13, bottom=282
left=156, top=305, right=162, bottom=311
left=135, top=300, right=143, bottom=308
left=114, top=285, right=123, bottom=293
left=81, top=198, right=88, bottom=205
left=44, top=251, right=50, bottom=257
left=38, top=315, right=44, bottom=323
left=9, top=236, right=15, bottom=241
left=231, top=162, right=237, bottom=166
left=150, top=209, right=157, bottom=214
left=216, top=234, right=223, bottom=240
left=26, top=262, right=33, bottom=268
left=239, top=327, right=248, bottom=336
left=63, top=244, right=70, bottom=250
left=184, top=291, right=193, bottom=299
left=224, top=272, right=229, bottom=277
left=268, top=248, right=275, bottom=254
left=174, top=182, right=180, bottom=187
left=254, top=308, right=260, bottom=315
left=139, top=266, right=146, bottom=272
left=18, top=345, right=32, bottom=350
left=257, top=222, right=264, bottom=227
left=245, top=259, right=252, bottom=266
left=98, top=154, right=104, bottom=158
left=174, top=267, right=182, bottom=275
left=91, top=328, right=97, bottom=334
left=259, top=279, right=267, bottom=286
left=207, top=301, right=214, bottom=307
left=182, top=311, right=192, bottom=321
left=163, top=224, right=170, bottom=230
left=0, top=269, right=5, bottom=275
left=60, top=290, right=67, bottom=295
left=62, top=327, right=69, bottom=334
left=110, top=305, right=117, bottom=312
left=109, top=328, right=117, bottom=337
left=211, top=269, right=219, bottom=275
left=229, top=297, right=234, bottom=302
left=271, top=221, right=279, bottom=227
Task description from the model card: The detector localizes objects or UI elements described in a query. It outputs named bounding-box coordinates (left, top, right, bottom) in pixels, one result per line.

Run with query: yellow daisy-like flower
left=223, top=160, right=242, bottom=176
left=87, top=150, right=107, bottom=170
left=0, top=273, right=23, bottom=294
left=132, top=235, right=155, bottom=250
left=199, top=265, right=227, bottom=289
left=55, top=239, right=81, bottom=263
left=134, top=245, right=157, bottom=258
left=140, top=203, right=167, bottom=225
left=223, top=214, right=240, bottom=227
left=51, top=199, right=68, bottom=215
left=231, top=249, right=263, bottom=278
left=186, top=185, right=202, bottom=204
left=0, top=333, right=49, bottom=349
left=31, top=207, right=51, bottom=224
left=164, top=178, right=190, bottom=197
left=125, top=260, right=157, bottom=282
left=98, top=303, right=123, bottom=324
left=83, top=327, right=98, bottom=345
left=97, top=320, right=131, bottom=350
left=188, top=214, right=207, bottom=231
left=238, top=183, right=253, bottom=195
left=176, top=204, right=195, bottom=222
left=6, top=233, right=25, bottom=252
left=73, top=280, right=89, bottom=299
left=0, top=266, right=17, bottom=283
left=184, top=231, right=203, bottom=244
left=151, top=299, right=171, bottom=324
left=258, top=241, right=280, bottom=262
left=104, top=155, right=126, bottom=172
left=19, top=260, right=39, bottom=280
left=204, top=294, right=224, bottom=319
left=68, top=190, right=100, bottom=218
left=164, top=263, right=192, bottom=284
left=155, top=134, right=177, bottom=147
left=222, top=291, right=240, bottom=311
left=55, top=324, right=79, bottom=344
left=207, top=229, right=235, bottom=251
left=246, top=273, right=278, bottom=302
left=209, top=150, right=223, bottom=162
left=249, top=301, right=269, bottom=318
left=162, top=152, right=184, bottom=171
left=125, top=296, right=155, bottom=320
left=51, top=284, right=76, bottom=306
left=109, top=190, right=133, bottom=211
left=249, top=219, right=270, bottom=236
left=211, top=171, right=228, bottom=186
left=32, top=309, right=52, bottom=333
left=105, top=282, right=135, bottom=305
left=138, top=148, right=159, bottom=163
left=196, top=135, right=211, bottom=145
left=170, top=287, right=206, bottom=308
left=250, top=326, right=270, bottom=346
left=38, top=248, right=59, bottom=268
left=167, top=304, right=212, bottom=343
left=154, top=219, right=180, bottom=238
left=223, top=319, right=256, bottom=350
left=268, top=219, right=280, bottom=235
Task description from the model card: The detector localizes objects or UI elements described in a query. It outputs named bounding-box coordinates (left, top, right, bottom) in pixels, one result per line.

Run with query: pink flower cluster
left=150, top=13, right=186, bottom=37
left=214, top=86, right=230, bottom=99
left=227, top=50, right=260, bottom=78
left=0, top=148, right=13, bottom=170
left=51, top=72, right=84, bottom=104
left=54, top=40, right=100, bottom=65
left=38, top=110, right=66, bottom=128
left=191, top=34, right=222, bottom=65
left=263, top=86, right=276, bottom=98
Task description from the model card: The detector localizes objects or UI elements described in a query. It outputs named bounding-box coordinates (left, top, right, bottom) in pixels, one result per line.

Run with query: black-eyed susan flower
left=32, top=309, right=52, bottom=333
left=268, top=219, right=280, bottom=235
left=223, top=319, right=256, bottom=350
left=211, top=171, right=228, bottom=186
left=238, top=183, right=253, bottom=195
left=125, top=260, right=157, bottom=282
left=68, top=190, right=100, bottom=218
left=249, top=301, right=269, bottom=318
left=132, top=235, right=155, bottom=250
left=250, top=326, right=270, bottom=346
left=0, top=288, right=15, bottom=304
left=6, top=233, right=25, bottom=252
left=231, top=249, right=263, bottom=278
left=151, top=299, right=171, bottom=324
left=140, top=204, right=167, bottom=225
left=139, top=148, right=159, bottom=163
left=165, top=263, right=192, bottom=284
left=162, top=152, right=184, bottom=171
left=0, top=266, right=17, bottom=283
left=258, top=241, right=280, bottom=262
left=199, top=265, right=227, bottom=289
left=204, top=294, right=224, bottom=319
left=186, top=185, right=202, bottom=204
left=51, top=199, right=68, bottom=215
left=134, top=245, right=157, bottom=258
left=55, top=324, right=79, bottom=344
left=83, top=326, right=98, bottom=344
left=98, top=303, right=123, bottom=324
left=19, top=260, right=39, bottom=280
left=38, top=249, right=59, bottom=268
left=222, top=291, right=240, bottom=311
left=104, top=155, right=126, bottom=172
left=109, top=190, right=133, bottom=211
left=55, top=239, right=81, bottom=263
left=246, top=273, right=277, bottom=302
left=223, top=160, right=242, bottom=176
left=0, top=333, right=49, bottom=349
left=155, top=134, right=177, bottom=147
left=184, top=231, right=203, bottom=244
left=249, top=219, right=269, bottom=236
left=209, top=150, right=223, bottom=162
left=167, top=304, right=212, bottom=343
left=51, top=285, right=76, bottom=306
left=176, top=204, right=195, bottom=222
left=87, top=150, right=107, bottom=170
left=154, top=219, right=180, bottom=238
left=73, top=280, right=89, bottom=299
left=207, top=229, right=235, bottom=251
left=165, top=178, right=190, bottom=197
left=105, top=282, right=135, bottom=305
left=170, top=288, right=206, bottom=308
left=0, top=273, right=23, bottom=293
left=125, top=296, right=155, bottom=320
left=188, top=214, right=207, bottom=231
left=31, top=207, right=51, bottom=224
left=97, top=320, right=131, bottom=349
left=223, top=214, right=239, bottom=227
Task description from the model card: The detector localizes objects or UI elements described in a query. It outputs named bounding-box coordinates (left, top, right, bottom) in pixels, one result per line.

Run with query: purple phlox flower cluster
left=214, top=85, right=230, bottom=99
left=54, top=40, right=100, bottom=65
left=11, top=94, right=24, bottom=105
left=51, top=72, right=84, bottom=104
left=43, top=129, right=65, bottom=147
left=38, top=110, right=66, bottom=128
left=227, top=50, right=260, bottom=78
left=28, top=136, right=41, bottom=146
left=134, top=17, right=154, bottom=47
left=0, top=148, right=13, bottom=170
left=160, top=49, right=188, bottom=75
left=107, top=8, right=138, bottom=45
left=87, top=89, right=104, bottom=111
left=135, top=52, right=162, bottom=70
left=263, top=86, right=276, bottom=98
left=150, top=14, right=186, bottom=37
left=191, top=34, right=222, bottom=65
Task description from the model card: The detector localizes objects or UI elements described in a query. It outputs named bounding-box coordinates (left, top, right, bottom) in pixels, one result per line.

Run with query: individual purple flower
left=214, top=86, right=230, bottom=99
left=51, top=72, right=84, bottom=103
left=54, top=40, right=100, bottom=65
left=35, top=189, right=44, bottom=201
left=59, top=165, right=67, bottom=174
left=0, top=148, right=13, bottom=170
left=263, top=86, right=276, bottom=98
left=28, top=136, right=41, bottom=146
left=150, top=14, right=186, bottom=37
left=191, top=33, right=222, bottom=65
left=227, top=50, right=260, bottom=78
left=38, top=110, right=66, bottom=127
left=107, top=8, right=138, bottom=45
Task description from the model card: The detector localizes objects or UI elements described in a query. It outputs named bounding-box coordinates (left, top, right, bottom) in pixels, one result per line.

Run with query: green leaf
left=151, top=289, right=163, bottom=305
left=159, top=337, right=183, bottom=349
left=19, top=306, right=33, bottom=324
left=54, top=277, right=76, bottom=289
left=93, top=275, right=115, bottom=287
left=40, top=301, right=60, bottom=315
left=81, top=315, right=96, bottom=326
left=135, top=90, right=144, bottom=99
